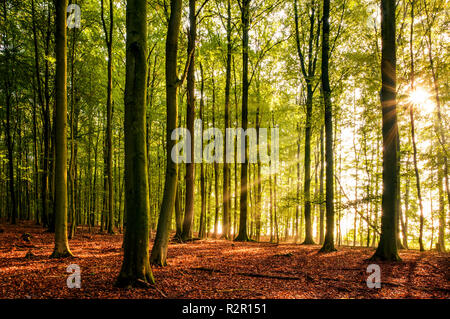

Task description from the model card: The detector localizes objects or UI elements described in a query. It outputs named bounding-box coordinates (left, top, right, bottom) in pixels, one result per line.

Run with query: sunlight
left=409, top=87, right=431, bottom=108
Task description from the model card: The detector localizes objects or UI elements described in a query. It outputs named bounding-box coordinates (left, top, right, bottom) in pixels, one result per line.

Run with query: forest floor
left=0, top=221, right=449, bottom=299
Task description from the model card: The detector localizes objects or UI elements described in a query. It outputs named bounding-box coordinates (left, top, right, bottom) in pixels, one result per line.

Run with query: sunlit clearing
left=409, top=87, right=431, bottom=107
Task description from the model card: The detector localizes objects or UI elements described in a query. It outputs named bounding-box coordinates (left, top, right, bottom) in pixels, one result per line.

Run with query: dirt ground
left=0, top=222, right=448, bottom=299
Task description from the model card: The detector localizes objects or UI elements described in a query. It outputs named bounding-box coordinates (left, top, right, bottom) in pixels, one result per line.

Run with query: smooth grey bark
left=116, top=0, right=154, bottom=287
left=51, top=0, right=73, bottom=258
left=151, top=0, right=190, bottom=265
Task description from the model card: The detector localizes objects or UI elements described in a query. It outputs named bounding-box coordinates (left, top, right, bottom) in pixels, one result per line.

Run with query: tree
left=294, top=0, right=321, bottom=245
left=319, top=0, right=336, bottom=253
left=50, top=0, right=73, bottom=258
left=437, top=167, right=446, bottom=252
left=198, top=62, right=207, bottom=239
left=234, top=0, right=251, bottom=242
left=212, top=73, right=220, bottom=238
left=371, top=0, right=401, bottom=262
left=116, top=0, right=154, bottom=286
left=408, top=0, right=424, bottom=251
left=422, top=0, right=449, bottom=214
left=181, top=0, right=197, bottom=242
left=318, top=125, right=324, bottom=244
left=222, top=0, right=232, bottom=240
left=151, top=0, right=189, bottom=266
left=101, top=0, right=115, bottom=235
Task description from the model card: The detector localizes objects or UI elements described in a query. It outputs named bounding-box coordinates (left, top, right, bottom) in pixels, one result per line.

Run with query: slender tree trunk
left=51, top=0, right=73, bottom=258
left=233, top=57, right=238, bottom=237
left=212, top=77, right=220, bottom=238
left=151, top=0, right=184, bottom=265
left=302, top=84, right=315, bottom=245
left=314, top=141, right=320, bottom=242
left=174, top=180, right=183, bottom=239
left=147, top=52, right=157, bottom=237
left=408, top=2, right=424, bottom=251
left=294, top=0, right=320, bottom=245
left=269, top=169, right=273, bottom=243
left=32, top=81, right=39, bottom=224
left=319, top=125, right=325, bottom=244
left=68, top=26, right=78, bottom=240
left=31, top=0, right=44, bottom=225
left=422, top=1, right=450, bottom=214
left=1, top=1, right=17, bottom=225
left=437, top=167, right=446, bottom=252
left=295, top=123, right=301, bottom=243
left=255, top=80, right=262, bottom=242
left=4, top=68, right=16, bottom=225
left=101, top=0, right=115, bottom=235
left=235, top=0, right=251, bottom=242
left=198, top=63, right=207, bottom=239
left=92, top=121, right=100, bottom=227
left=319, top=0, right=336, bottom=252
left=222, top=0, right=232, bottom=239
left=181, top=0, right=197, bottom=241
left=42, top=7, right=52, bottom=229
left=402, top=150, right=410, bottom=249
left=371, top=0, right=401, bottom=261
left=352, top=94, right=359, bottom=247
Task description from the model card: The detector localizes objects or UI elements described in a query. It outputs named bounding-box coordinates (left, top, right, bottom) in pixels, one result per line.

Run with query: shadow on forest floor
left=0, top=222, right=448, bottom=299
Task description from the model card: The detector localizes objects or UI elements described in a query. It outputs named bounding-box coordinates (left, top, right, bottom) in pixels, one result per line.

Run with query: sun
left=409, top=87, right=430, bottom=105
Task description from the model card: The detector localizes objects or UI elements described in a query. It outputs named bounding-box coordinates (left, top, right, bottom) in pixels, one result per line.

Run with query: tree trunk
left=319, top=125, right=325, bottom=244
left=319, top=0, right=336, bottom=252
left=371, top=0, right=401, bottom=261
left=174, top=180, right=183, bottom=239
left=233, top=57, right=239, bottom=237
left=1, top=1, right=17, bottom=225
left=198, top=63, right=207, bottom=239
left=181, top=0, right=197, bottom=242
left=422, top=1, right=450, bottom=214
left=222, top=0, right=232, bottom=239
left=31, top=0, right=43, bottom=225
left=212, top=76, right=220, bottom=238
left=295, top=123, right=301, bottom=243
left=51, top=0, right=73, bottom=258
left=235, top=0, right=251, bottom=242
left=255, top=80, right=262, bottom=242
left=151, top=0, right=183, bottom=266
left=68, top=26, right=78, bottom=240
left=302, top=84, right=315, bottom=245
left=116, top=0, right=154, bottom=287
left=101, top=0, right=115, bottom=235
left=294, top=0, right=319, bottom=245
left=352, top=92, right=359, bottom=246
left=437, top=167, right=446, bottom=252
left=408, top=2, right=424, bottom=250
left=402, top=151, right=410, bottom=249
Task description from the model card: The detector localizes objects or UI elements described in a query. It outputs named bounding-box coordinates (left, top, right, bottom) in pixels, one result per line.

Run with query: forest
left=0, top=0, right=448, bottom=299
